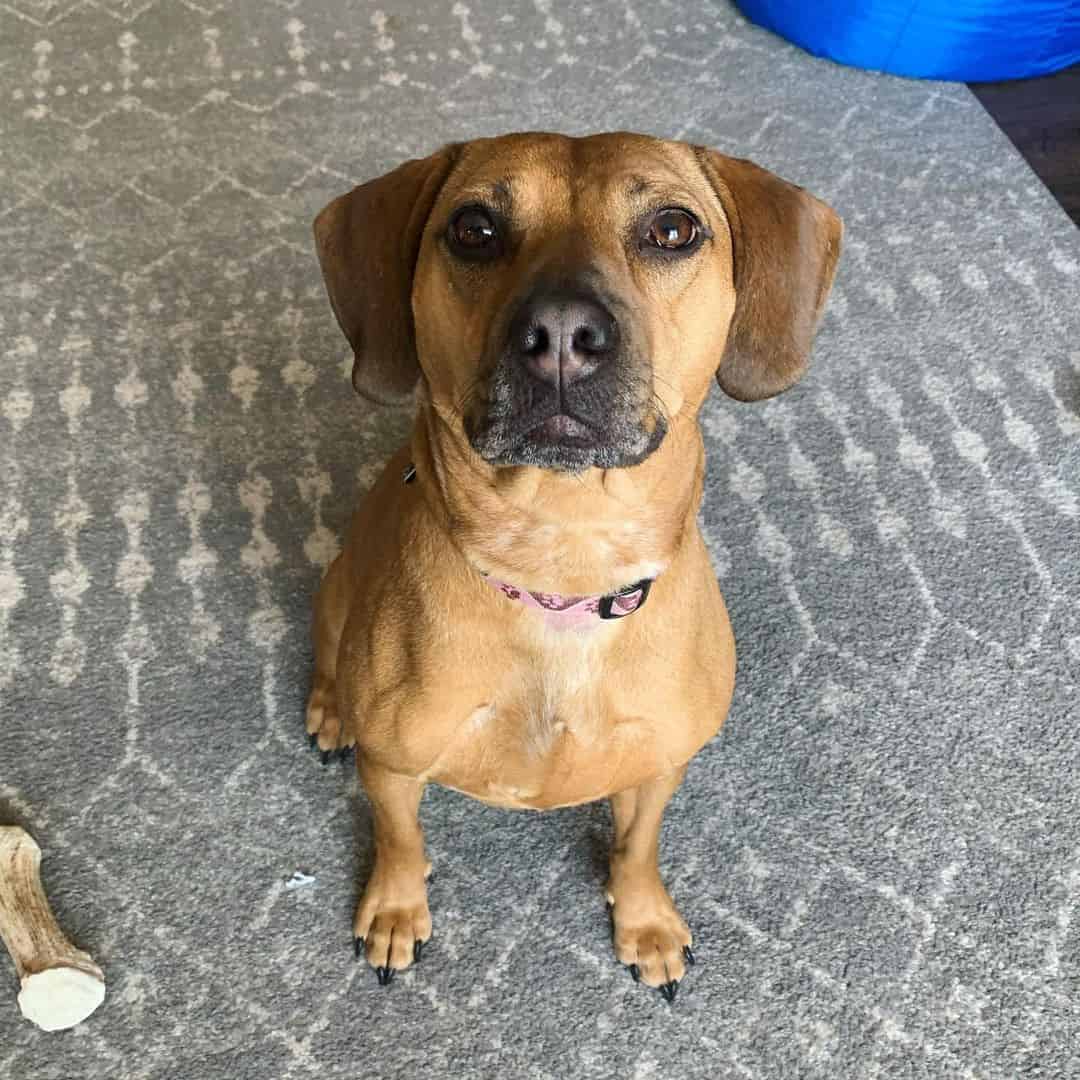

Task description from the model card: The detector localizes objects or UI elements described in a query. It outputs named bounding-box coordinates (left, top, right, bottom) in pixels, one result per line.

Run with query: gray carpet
left=1, top=1, right=1079, bottom=1077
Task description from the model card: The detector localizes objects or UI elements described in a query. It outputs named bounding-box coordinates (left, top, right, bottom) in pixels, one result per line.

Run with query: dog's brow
left=628, top=175, right=657, bottom=197
left=624, top=181, right=704, bottom=217
left=455, top=180, right=513, bottom=214
left=625, top=176, right=698, bottom=206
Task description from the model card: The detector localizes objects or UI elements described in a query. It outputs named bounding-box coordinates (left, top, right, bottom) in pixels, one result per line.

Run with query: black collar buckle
left=598, top=578, right=654, bottom=620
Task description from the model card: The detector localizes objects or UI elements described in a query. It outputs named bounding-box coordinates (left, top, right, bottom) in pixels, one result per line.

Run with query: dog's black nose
left=509, top=292, right=618, bottom=386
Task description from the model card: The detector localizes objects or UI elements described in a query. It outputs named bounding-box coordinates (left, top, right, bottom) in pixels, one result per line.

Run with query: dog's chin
left=469, top=412, right=667, bottom=473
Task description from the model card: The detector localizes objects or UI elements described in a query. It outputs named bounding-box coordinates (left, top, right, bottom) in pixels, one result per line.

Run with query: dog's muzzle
left=467, top=284, right=665, bottom=472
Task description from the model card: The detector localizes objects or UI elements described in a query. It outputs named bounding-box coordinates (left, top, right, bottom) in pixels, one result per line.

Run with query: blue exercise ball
left=736, top=0, right=1080, bottom=80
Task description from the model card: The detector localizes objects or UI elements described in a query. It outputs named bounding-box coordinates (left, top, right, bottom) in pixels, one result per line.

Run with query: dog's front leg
left=354, top=761, right=433, bottom=985
left=606, top=765, right=694, bottom=1002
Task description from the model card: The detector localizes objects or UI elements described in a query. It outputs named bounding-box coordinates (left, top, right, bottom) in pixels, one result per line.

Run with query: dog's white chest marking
left=467, top=704, right=495, bottom=730
left=418, top=620, right=675, bottom=808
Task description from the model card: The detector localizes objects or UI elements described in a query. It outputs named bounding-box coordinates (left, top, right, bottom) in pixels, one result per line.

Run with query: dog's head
left=314, top=132, right=841, bottom=472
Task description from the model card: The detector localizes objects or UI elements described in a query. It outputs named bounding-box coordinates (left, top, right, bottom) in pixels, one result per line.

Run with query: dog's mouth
left=465, top=379, right=666, bottom=473
left=529, top=413, right=596, bottom=445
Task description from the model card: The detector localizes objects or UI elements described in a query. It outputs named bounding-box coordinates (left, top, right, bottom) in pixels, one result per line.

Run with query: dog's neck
left=413, top=406, right=705, bottom=597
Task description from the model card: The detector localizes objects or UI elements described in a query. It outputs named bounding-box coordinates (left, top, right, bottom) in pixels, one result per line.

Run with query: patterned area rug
left=1, top=2, right=1079, bottom=1077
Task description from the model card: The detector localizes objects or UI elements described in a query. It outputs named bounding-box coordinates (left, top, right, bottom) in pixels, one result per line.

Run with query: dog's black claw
left=308, top=733, right=317, bottom=749
left=683, top=945, right=696, bottom=966
left=629, top=964, right=641, bottom=983
left=337, top=747, right=352, bottom=763
left=414, top=939, right=424, bottom=963
left=660, top=980, right=679, bottom=1003
left=320, top=750, right=330, bottom=766
left=353, top=937, right=364, bottom=960
left=376, top=966, right=394, bottom=986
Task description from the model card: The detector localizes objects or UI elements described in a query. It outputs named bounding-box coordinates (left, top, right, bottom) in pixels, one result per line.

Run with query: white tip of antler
left=18, top=966, right=106, bottom=1031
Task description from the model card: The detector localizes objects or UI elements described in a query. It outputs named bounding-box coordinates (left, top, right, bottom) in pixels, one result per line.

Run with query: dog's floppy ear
left=695, top=149, right=842, bottom=402
left=313, top=145, right=459, bottom=404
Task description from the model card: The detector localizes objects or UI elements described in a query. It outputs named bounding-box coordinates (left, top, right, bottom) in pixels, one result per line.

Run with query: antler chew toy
left=0, top=826, right=105, bottom=1031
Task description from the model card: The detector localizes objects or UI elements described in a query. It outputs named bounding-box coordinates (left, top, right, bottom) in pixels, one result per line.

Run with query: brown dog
left=308, top=132, right=841, bottom=1000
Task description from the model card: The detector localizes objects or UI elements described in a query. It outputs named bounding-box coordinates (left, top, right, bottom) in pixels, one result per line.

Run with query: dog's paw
left=354, top=866, right=432, bottom=985
left=606, top=872, right=693, bottom=1001
left=306, top=677, right=353, bottom=760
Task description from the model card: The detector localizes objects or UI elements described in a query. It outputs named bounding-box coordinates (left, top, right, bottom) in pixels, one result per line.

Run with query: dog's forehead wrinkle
left=450, top=164, right=573, bottom=224
left=622, top=172, right=693, bottom=200
left=453, top=136, right=699, bottom=221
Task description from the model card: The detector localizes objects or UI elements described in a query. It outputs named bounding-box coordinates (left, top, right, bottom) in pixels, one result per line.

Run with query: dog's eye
left=448, top=207, right=501, bottom=259
left=643, top=208, right=700, bottom=252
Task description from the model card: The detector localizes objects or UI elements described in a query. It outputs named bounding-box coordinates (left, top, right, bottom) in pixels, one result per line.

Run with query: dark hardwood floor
left=970, top=63, right=1080, bottom=227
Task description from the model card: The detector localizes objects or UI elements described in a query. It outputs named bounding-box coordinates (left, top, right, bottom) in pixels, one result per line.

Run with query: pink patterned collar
left=481, top=573, right=654, bottom=631
left=400, top=461, right=654, bottom=631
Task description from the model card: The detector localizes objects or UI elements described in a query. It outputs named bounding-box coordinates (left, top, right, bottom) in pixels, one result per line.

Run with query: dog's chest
left=417, top=633, right=694, bottom=809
